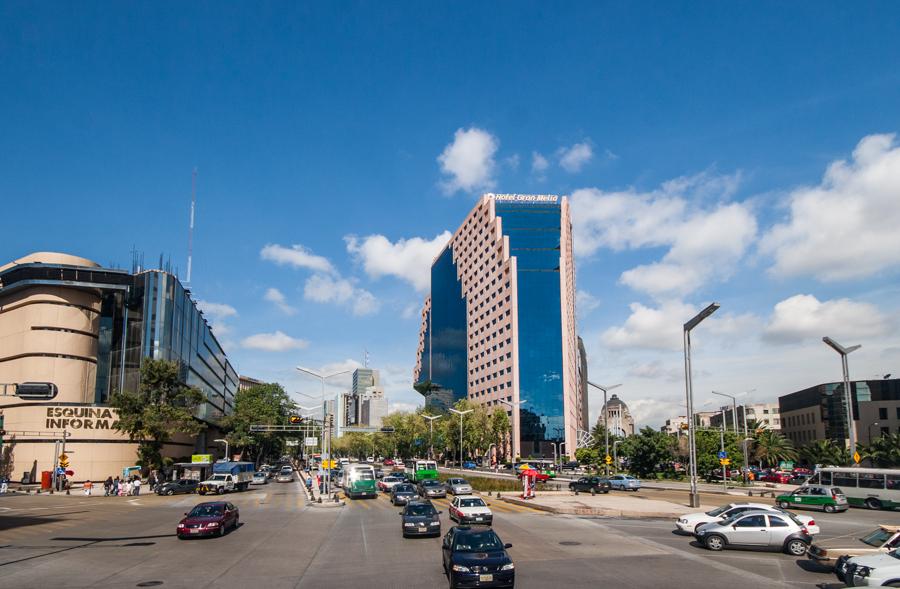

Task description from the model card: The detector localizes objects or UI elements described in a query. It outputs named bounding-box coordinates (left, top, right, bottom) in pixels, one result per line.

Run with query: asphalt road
left=0, top=474, right=892, bottom=589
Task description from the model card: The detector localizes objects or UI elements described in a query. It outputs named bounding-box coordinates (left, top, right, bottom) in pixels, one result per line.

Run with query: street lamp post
left=683, top=302, right=720, bottom=508
left=587, top=382, right=621, bottom=476
left=823, top=337, right=861, bottom=457
left=423, top=414, right=442, bottom=460
left=868, top=422, right=880, bottom=445
left=296, top=366, right=351, bottom=498
left=498, top=398, right=526, bottom=462
left=448, top=408, right=473, bottom=467
left=214, top=438, right=229, bottom=461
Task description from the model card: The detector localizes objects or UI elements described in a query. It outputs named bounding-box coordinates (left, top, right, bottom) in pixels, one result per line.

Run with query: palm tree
left=861, top=433, right=900, bottom=468
left=752, top=430, right=797, bottom=468
left=800, top=439, right=849, bottom=467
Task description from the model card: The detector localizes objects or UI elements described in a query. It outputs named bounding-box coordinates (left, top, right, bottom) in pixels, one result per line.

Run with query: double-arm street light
left=823, top=337, right=861, bottom=458
left=683, top=302, right=720, bottom=508
left=498, top=398, right=527, bottom=462
left=587, top=382, right=620, bottom=476
left=448, top=408, right=473, bottom=467
left=423, top=414, right=442, bottom=460
left=296, top=366, right=352, bottom=497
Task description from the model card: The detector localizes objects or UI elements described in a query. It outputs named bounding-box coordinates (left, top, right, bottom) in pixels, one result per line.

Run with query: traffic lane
left=591, top=516, right=833, bottom=587
left=0, top=481, right=312, bottom=588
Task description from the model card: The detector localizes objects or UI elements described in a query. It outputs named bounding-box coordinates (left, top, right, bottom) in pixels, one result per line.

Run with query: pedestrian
left=104, top=476, right=112, bottom=497
left=83, top=480, right=93, bottom=496
left=148, top=472, right=157, bottom=492
left=125, top=479, right=133, bottom=496
left=112, top=476, right=119, bottom=496
left=133, top=476, right=142, bottom=496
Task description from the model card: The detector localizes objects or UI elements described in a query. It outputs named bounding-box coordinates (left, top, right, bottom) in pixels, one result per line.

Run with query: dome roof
left=0, top=252, right=100, bottom=272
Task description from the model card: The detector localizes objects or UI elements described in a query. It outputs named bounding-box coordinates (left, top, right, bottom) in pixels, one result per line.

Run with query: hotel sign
left=491, top=193, right=559, bottom=203
left=45, top=406, right=119, bottom=431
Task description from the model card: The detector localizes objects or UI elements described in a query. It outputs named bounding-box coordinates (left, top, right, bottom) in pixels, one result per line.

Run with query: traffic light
left=289, top=415, right=303, bottom=425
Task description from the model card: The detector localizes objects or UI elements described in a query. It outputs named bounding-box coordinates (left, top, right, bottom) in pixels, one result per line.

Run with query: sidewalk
left=497, top=491, right=716, bottom=518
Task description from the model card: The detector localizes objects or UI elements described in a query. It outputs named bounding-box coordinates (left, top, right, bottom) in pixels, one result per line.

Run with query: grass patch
left=437, top=473, right=566, bottom=493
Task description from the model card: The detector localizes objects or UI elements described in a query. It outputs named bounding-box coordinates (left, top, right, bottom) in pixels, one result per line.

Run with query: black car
left=568, top=476, right=611, bottom=495
left=442, top=526, right=515, bottom=588
left=560, top=461, right=580, bottom=471
left=157, top=479, right=199, bottom=496
left=391, top=483, right=419, bottom=505
left=400, top=500, right=442, bottom=538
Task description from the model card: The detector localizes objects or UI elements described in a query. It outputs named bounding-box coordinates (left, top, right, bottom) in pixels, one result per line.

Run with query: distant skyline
left=2, top=3, right=900, bottom=428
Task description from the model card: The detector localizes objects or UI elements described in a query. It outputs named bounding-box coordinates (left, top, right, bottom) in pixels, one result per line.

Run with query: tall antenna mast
left=186, top=167, right=197, bottom=285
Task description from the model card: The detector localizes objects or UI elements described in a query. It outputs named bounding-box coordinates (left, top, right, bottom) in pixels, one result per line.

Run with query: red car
left=383, top=458, right=395, bottom=466
left=516, top=469, right=550, bottom=483
left=761, top=471, right=792, bottom=484
left=177, top=501, right=239, bottom=539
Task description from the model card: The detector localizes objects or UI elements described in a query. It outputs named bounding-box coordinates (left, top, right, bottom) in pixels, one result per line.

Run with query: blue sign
left=56, top=467, right=65, bottom=475
left=717, top=451, right=727, bottom=459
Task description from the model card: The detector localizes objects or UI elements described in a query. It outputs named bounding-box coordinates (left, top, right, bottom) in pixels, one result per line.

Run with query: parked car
left=177, top=501, right=239, bottom=539
left=694, top=510, right=812, bottom=555
left=383, top=458, right=395, bottom=466
left=418, top=479, right=447, bottom=499
left=776, top=485, right=849, bottom=513
left=462, top=461, right=478, bottom=470
left=837, top=549, right=900, bottom=587
left=568, top=476, right=611, bottom=495
left=378, top=475, right=405, bottom=492
left=449, top=495, right=493, bottom=526
left=808, top=525, right=900, bottom=570
left=250, top=472, right=268, bottom=485
left=156, top=479, right=199, bottom=496
left=560, top=461, right=580, bottom=471
left=675, top=502, right=820, bottom=535
left=516, top=469, right=550, bottom=483
left=391, top=483, right=419, bottom=505
left=761, top=471, right=793, bottom=484
left=446, top=478, right=474, bottom=496
left=400, top=500, right=442, bottom=538
left=608, top=474, right=641, bottom=491
left=442, top=526, right=515, bottom=588
left=276, top=472, right=293, bottom=483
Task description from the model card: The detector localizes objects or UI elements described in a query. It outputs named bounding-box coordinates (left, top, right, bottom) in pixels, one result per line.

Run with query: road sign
left=285, top=440, right=299, bottom=447
left=853, top=451, right=861, bottom=464
left=605, top=455, right=612, bottom=465
left=289, top=415, right=303, bottom=424
left=305, top=437, right=318, bottom=447
left=58, top=453, right=70, bottom=468
left=717, top=451, right=727, bottom=459
left=719, top=458, right=731, bottom=466
left=191, top=454, right=212, bottom=463
left=56, top=467, right=65, bottom=475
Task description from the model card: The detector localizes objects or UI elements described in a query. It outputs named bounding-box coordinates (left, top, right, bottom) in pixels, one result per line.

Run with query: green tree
left=575, top=447, right=600, bottom=468
left=589, top=422, right=622, bottom=455
left=110, top=358, right=205, bottom=471
left=694, top=429, right=745, bottom=479
left=861, top=433, right=900, bottom=467
left=621, top=427, right=676, bottom=478
left=490, top=408, right=511, bottom=462
left=752, top=430, right=797, bottom=468
left=221, top=382, right=295, bottom=465
left=800, top=439, right=850, bottom=467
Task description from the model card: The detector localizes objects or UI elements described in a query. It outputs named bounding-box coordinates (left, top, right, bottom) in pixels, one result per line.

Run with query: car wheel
left=217, top=488, right=224, bottom=495
left=824, top=504, right=836, bottom=513
left=865, top=498, right=882, bottom=510
left=778, top=501, right=790, bottom=509
left=448, top=572, right=456, bottom=589
left=704, top=534, right=726, bottom=551
left=217, top=527, right=224, bottom=537
left=166, top=489, right=175, bottom=496
left=785, top=539, right=808, bottom=556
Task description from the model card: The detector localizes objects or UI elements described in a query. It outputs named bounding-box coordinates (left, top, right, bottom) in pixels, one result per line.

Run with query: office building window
left=879, top=407, right=888, bottom=420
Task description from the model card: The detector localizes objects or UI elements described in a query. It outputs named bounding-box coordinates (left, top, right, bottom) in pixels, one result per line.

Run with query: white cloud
left=260, top=243, right=335, bottom=274
left=557, top=141, right=593, bottom=173
left=763, top=133, right=900, bottom=281
left=763, top=294, right=891, bottom=343
left=576, top=290, right=601, bottom=314
left=625, top=360, right=683, bottom=382
left=264, top=287, right=296, bottom=316
left=602, top=300, right=697, bottom=351
left=437, top=127, right=499, bottom=194
left=504, top=154, right=520, bottom=171
left=303, top=274, right=380, bottom=316
left=531, top=151, right=549, bottom=175
left=196, top=300, right=238, bottom=337
left=571, top=171, right=754, bottom=298
left=346, top=231, right=451, bottom=292
left=401, top=302, right=422, bottom=320
left=389, top=401, right=420, bottom=414
left=241, top=331, right=309, bottom=352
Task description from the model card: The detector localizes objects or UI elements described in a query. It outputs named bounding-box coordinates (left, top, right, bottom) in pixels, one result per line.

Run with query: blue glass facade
left=415, top=247, right=468, bottom=412
left=495, top=200, right=565, bottom=454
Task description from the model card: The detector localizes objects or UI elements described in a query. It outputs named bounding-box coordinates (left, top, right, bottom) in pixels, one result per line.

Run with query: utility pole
left=423, top=415, right=441, bottom=461
left=449, top=408, right=472, bottom=467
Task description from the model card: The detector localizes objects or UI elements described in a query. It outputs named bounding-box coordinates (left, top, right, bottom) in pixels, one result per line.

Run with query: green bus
left=808, top=467, right=900, bottom=510
left=405, top=460, right=438, bottom=483
left=342, top=464, right=377, bottom=499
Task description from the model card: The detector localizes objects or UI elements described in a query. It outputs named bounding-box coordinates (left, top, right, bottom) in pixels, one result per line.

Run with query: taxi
left=776, top=484, right=849, bottom=513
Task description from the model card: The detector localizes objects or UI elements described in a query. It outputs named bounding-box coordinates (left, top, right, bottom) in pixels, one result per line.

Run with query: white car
left=839, top=549, right=900, bottom=586
left=675, top=502, right=820, bottom=535
left=449, top=495, right=493, bottom=526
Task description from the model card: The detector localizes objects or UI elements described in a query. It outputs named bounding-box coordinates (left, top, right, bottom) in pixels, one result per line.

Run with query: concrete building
left=238, top=375, right=264, bottom=391
left=600, top=394, right=635, bottom=437
left=710, top=403, right=781, bottom=432
left=0, top=252, right=238, bottom=482
left=779, top=379, right=900, bottom=448
left=414, top=194, right=580, bottom=459
left=360, top=387, right=387, bottom=428
left=662, top=416, right=688, bottom=435
left=577, top=336, right=589, bottom=433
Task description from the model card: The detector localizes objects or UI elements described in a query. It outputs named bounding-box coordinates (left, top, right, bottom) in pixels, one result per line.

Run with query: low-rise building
left=710, top=403, right=781, bottom=431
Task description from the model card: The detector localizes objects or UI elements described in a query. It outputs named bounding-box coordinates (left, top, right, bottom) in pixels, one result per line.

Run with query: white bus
left=808, top=467, right=900, bottom=510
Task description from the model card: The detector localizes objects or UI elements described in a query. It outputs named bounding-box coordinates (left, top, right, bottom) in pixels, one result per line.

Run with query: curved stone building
left=0, top=252, right=237, bottom=483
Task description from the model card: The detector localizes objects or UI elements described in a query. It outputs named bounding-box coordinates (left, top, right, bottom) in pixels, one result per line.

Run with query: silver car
left=694, top=510, right=813, bottom=556
left=446, top=478, right=473, bottom=495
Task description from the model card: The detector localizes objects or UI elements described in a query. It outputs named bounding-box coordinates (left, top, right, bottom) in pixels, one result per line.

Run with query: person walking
left=104, top=476, right=112, bottom=496
left=133, top=476, right=142, bottom=496
left=112, top=476, right=120, bottom=496
left=83, top=480, right=93, bottom=496
left=125, top=479, right=133, bottom=496
left=148, top=472, right=157, bottom=493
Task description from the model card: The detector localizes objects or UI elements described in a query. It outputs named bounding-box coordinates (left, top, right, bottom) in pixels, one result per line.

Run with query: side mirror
left=504, top=543, right=513, bottom=549
left=184, top=512, right=188, bottom=516
left=732, top=525, right=738, bottom=530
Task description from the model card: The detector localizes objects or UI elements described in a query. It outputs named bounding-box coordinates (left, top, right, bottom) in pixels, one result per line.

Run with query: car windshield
left=422, top=480, right=440, bottom=486
left=460, top=498, right=486, bottom=508
left=209, top=475, right=227, bottom=481
left=706, top=505, right=731, bottom=517
left=453, top=531, right=504, bottom=553
left=385, top=477, right=401, bottom=483
left=396, top=485, right=415, bottom=493
left=356, top=473, right=375, bottom=481
left=189, top=504, right=224, bottom=517
left=406, top=504, right=437, bottom=516
left=861, top=529, right=894, bottom=547
left=891, top=549, right=900, bottom=560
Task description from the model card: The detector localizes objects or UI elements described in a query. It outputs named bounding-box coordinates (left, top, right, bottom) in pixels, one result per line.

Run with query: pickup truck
left=197, top=461, right=255, bottom=494
left=198, top=473, right=239, bottom=495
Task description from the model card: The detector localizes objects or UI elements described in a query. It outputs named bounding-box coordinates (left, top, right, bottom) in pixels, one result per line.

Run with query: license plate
left=479, top=574, right=493, bottom=582
left=190, top=529, right=199, bottom=534
left=475, top=517, right=483, bottom=521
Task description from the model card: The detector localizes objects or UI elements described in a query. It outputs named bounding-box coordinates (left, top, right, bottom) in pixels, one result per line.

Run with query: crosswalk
left=340, top=491, right=545, bottom=515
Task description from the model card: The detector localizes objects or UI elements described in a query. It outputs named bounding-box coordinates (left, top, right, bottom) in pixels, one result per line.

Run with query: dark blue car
left=442, top=526, right=515, bottom=588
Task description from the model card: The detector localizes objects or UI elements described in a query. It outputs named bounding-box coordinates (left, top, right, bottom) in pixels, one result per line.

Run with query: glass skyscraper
left=415, top=194, right=581, bottom=459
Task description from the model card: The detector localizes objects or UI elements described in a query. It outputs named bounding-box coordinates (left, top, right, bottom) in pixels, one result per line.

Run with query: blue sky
left=3, top=3, right=900, bottom=427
